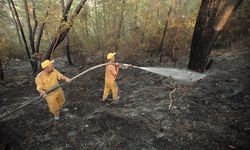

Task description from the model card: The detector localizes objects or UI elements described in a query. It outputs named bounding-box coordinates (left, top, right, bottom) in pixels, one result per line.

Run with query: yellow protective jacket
left=35, top=69, right=65, bottom=94
left=105, top=63, right=118, bottom=82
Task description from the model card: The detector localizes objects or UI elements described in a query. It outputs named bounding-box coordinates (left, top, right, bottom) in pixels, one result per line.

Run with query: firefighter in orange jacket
left=101, top=52, right=120, bottom=103
left=35, top=60, right=71, bottom=120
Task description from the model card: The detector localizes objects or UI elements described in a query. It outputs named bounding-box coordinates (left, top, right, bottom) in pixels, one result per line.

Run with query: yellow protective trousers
left=102, top=80, right=119, bottom=101
left=46, top=89, right=65, bottom=117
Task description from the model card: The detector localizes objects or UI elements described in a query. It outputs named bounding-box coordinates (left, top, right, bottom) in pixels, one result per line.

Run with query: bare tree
left=9, top=0, right=32, bottom=68
left=35, top=10, right=49, bottom=53
left=159, top=2, right=173, bottom=62
left=7, top=0, right=22, bottom=45
left=61, top=0, right=74, bottom=66
left=93, top=0, right=101, bottom=51
left=23, top=0, right=51, bottom=74
left=33, top=2, right=50, bottom=74
left=31, top=0, right=38, bottom=38
left=23, top=0, right=36, bottom=53
left=45, top=0, right=88, bottom=59
left=114, top=0, right=126, bottom=51
left=188, top=0, right=243, bottom=72
left=9, top=0, right=50, bottom=74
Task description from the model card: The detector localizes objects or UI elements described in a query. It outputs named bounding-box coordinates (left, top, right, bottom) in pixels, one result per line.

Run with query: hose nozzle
left=127, top=64, right=139, bottom=68
left=121, top=63, right=139, bottom=69
left=131, top=65, right=138, bottom=68
left=123, top=64, right=130, bottom=67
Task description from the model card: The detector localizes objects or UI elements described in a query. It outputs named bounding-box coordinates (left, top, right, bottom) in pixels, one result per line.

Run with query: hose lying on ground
left=0, top=63, right=109, bottom=121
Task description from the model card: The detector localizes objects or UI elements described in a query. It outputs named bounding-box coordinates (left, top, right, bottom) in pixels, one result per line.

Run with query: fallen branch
left=169, top=88, right=176, bottom=110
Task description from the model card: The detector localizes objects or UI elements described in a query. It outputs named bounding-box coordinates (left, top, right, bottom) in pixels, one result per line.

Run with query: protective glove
left=40, top=91, right=48, bottom=98
left=114, top=62, right=120, bottom=67
left=65, top=78, right=72, bottom=83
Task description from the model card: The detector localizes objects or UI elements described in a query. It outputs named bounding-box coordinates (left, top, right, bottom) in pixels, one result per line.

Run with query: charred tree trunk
left=94, top=0, right=101, bottom=51
left=31, top=0, right=38, bottom=38
left=23, top=0, right=36, bottom=54
left=114, top=0, right=125, bottom=51
left=159, top=3, right=173, bottom=62
left=210, top=0, right=243, bottom=51
left=61, top=0, right=74, bottom=66
left=31, top=0, right=39, bottom=75
left=36, top=15, right=48, bottom=53
left=62, top=0, right=73, bottom=21
left=188, top=0, right=220, bottom=72
left=188, top=0, right=243, bottom=72
left=7, top=0, right=22, bottom=46
left=34, top=3, right=50, bottom=74
left=0, top=58, right=4, bottom=81
left=9, top=0, right=33, bottom=69
left=65, top=34, right=73, bottom=65
left=101, top=1, right=107, bottom=62
left=133, top=4, right=138, bottom=31
left=45, top=0, right=87, bottom=59
left=36, top=1, right=50, bottom=53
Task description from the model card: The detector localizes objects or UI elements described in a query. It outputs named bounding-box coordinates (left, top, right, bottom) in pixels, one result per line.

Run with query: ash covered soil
left=0, top=47, right=250, bottom=150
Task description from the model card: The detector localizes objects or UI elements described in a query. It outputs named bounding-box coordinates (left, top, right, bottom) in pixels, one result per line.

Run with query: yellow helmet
left=41, top=60, right=54, bottom=69
left=107, top=52, right=116, bottom=60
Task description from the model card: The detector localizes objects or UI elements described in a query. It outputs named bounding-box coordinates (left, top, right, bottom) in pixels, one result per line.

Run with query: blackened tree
left=188, top=0, right=243, bottom=72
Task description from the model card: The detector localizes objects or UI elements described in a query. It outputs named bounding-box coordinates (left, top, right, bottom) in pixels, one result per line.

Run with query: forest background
left=0, top=0, right=249, bottom=75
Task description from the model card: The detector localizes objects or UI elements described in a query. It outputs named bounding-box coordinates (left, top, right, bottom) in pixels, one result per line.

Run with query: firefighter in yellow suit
left=35, top=60, right=71, bottom=120
left=101, top=52, right=120, bottom=103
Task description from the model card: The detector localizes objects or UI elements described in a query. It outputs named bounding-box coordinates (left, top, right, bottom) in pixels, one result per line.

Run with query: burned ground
left=0, top=46, right=250, bottom=150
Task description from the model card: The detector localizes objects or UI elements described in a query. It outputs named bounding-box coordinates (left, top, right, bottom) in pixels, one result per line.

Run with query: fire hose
left=0, top=63, right=137, bottom=120
left=0, top=63, right=136, bottom=121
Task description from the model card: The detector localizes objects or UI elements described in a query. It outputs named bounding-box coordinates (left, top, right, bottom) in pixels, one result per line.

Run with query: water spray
left=125, top=64, right=207, bottom=82
left=0, top=62, right=207, bottom=120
